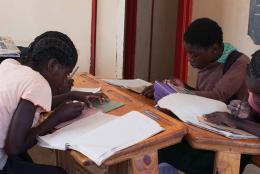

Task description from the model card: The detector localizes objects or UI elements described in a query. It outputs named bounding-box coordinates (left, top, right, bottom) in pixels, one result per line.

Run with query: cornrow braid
left=247, top=50, right=260, bottom=79
left=25, top=31, right=77, bottom=68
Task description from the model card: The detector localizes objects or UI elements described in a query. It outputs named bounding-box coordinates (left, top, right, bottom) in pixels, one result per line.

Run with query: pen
left=69, top=66, right=79, bottom=78
left=143, top=110, right=161, bottom=121
left=235, top=97, right=246, bottom=118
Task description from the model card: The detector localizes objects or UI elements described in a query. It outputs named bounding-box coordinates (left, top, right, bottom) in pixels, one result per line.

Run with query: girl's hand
left=227, top=100, right=250, bottom=119
left=142, top=85, right=154, bottom=99
left=52, top=101, right=85, bottom=123
left=69, top=91, right=109, bottom=107
left=204, top=112, right=238, bottom=128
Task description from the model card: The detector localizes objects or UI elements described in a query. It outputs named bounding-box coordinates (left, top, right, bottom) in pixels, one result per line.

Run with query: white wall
left=0, top=0, right=92, bottom=72
left=95, top=0, right=125, bottom=79
left=188, top=0, right=260, bottom=86
left=221, top=0, right=259, bottom=57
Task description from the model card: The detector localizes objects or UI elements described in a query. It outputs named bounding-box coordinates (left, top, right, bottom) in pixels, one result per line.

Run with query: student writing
left=0, top=31, right=105, bottom=174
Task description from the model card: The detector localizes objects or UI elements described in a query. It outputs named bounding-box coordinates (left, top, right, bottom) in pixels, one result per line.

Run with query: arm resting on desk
left=205, top=112, right=260, bottom=137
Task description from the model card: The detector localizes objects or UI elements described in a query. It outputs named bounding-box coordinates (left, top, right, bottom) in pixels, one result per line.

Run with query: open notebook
left=54, top=87, right=124, bottom=129
left=157, top=93, right=257, bottom=139
left=55, top=101, right=124, bottom=129
left=103, top=79, right=152, bottom=93
left=38, top=111, right=164, bottom=166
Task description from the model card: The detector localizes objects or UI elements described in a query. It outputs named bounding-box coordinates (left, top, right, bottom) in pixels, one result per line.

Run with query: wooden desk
left=186, top=125, right=260, bottom=174
left=56, top=73, right=187, bottom=174
left=108, top=80, right=260, bottom=174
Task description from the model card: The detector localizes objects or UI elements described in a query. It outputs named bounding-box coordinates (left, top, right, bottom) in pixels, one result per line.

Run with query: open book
left=38, top=111, right=164, bottom=165
left=55, top=100, right=124, bottom=129
left=157, top=93, right=257, bottom=139
left=103, top=79, right=152, bottom=93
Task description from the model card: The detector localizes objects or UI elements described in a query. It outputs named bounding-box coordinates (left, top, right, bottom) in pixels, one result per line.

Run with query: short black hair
left=26, top=31, right=78, bottom=68
left=247, top=50, right=260, bottom=79
left=184, top=18, right=223, bottom=48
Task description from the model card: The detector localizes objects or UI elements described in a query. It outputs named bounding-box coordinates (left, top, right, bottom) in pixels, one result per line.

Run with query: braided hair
left=24, top=31, right=77, bottom=69
left=247, top=50, right=260, bottom=79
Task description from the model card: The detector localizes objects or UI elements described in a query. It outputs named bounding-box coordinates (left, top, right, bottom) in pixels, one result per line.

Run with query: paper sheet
left=158, top=93, right=229, bottom=124
left=71, top=87, right=101, bottom=93
left=68, top=111, right=164, bottom=165
left=55, top=101, right=124, bottom=129
left=55, top=108, right=99, bottom=129
left=198, top=116, right=257, bottom=138
left=38, top=111, right=164, bottom=165
left=103, top=79, right=152, bottom=93
left=157, top=93, right=256, bottom=139
left=38, top=112, right=118, bottom=150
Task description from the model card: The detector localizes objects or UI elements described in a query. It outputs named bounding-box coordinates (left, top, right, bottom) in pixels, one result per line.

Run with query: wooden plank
left=88, top=71, right=260, bottom=174
left=107, top=161, right=129, bottom=174
left=214, top=151, right=241, bottom=174
left=82, top=73, right=260, bottom=174
left=252, top=155, right=260, bottom=167
left=186, top=125, right=260, bottom=154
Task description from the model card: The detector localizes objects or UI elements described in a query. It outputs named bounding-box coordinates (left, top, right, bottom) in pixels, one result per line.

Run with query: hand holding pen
left=227, top=98, right=250, bottom=119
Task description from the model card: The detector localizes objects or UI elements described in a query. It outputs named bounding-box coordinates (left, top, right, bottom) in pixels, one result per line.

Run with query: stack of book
left=0, top=36, right=20, bottom=58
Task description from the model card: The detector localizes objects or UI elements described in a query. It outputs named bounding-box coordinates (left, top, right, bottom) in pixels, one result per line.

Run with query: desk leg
left=214, top=151, right=241, bottom=174
left=130, top=151, right=158, bottom=174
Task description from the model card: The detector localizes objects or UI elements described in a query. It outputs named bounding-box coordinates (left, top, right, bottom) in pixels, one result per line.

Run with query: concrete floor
left=29, top=146, right=260, bottom=174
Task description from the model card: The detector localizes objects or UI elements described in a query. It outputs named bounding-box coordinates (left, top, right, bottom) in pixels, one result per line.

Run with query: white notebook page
left=103, top=79, right=152, bottom=93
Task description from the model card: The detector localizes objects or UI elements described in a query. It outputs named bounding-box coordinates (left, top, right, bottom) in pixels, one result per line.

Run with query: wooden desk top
left=87, top=75, right=260, bottom=156
left=186, top=125, right=260, bottom=154
left=70, top=73, right=187, bottom=166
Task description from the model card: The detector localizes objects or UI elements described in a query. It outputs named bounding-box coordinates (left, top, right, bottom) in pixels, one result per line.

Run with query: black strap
left=223, top=50, right=243, bottom=104
left=223, top=50, right=243, bottom=74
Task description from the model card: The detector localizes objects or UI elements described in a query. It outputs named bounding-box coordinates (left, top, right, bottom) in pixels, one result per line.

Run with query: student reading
left=143, top=18, right=250, bottom=104
left=0, top=31, right=105, bottom=174
left=157, top=18, right=251, bottom=174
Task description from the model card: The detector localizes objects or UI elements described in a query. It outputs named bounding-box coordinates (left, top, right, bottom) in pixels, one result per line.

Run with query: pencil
left=69, top=66, right=79, bottom=78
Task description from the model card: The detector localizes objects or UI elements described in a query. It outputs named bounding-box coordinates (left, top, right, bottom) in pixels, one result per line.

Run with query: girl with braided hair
left=0, top=31, right=106, bottom=174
